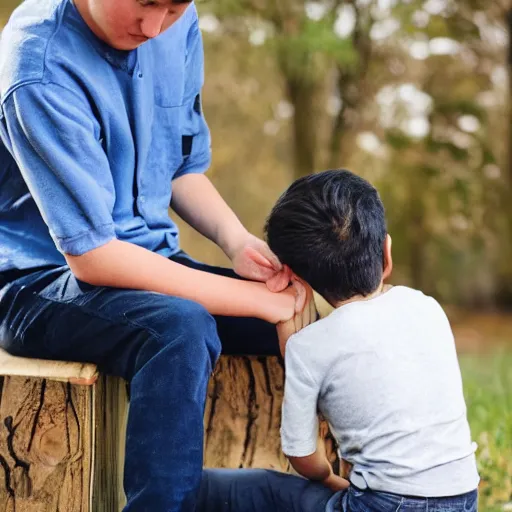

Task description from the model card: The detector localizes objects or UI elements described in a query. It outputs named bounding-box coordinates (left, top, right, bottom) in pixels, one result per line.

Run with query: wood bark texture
left=0, top=376, right=92, bottom=512
left=0, top=356, right=338, bottom=511
left=204, top=356, right=339, bottom=473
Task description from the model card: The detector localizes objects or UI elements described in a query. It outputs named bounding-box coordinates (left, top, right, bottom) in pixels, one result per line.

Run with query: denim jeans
left=0, top=252, right=280, bottom=512
left=329, top=486, right=478, bottom=512
left=198, top=469, right=334, bottom=511
left=197, top=470, right=478, bottom=512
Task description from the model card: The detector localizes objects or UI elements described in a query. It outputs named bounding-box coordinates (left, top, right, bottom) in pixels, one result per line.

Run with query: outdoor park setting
left=0, top=0, right=511, bottom=511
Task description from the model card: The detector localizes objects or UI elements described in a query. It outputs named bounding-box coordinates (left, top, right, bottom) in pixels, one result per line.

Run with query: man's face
left=82, top=0, right=191, bottom=50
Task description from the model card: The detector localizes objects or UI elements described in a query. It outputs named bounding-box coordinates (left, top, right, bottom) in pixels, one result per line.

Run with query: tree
left=209, top=0, right=370, bottom=178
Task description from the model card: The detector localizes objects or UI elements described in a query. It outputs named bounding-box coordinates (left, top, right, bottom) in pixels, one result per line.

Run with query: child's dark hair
left=265, top=169, right=387, bottom=304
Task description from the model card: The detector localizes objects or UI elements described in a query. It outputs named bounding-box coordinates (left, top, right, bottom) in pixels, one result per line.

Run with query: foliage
left=198, top=0, right=511, bottom=307
left=461, top=351, right=512, bottom=511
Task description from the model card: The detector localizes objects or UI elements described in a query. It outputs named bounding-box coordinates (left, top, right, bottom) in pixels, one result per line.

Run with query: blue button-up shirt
left=0, top=0, right=210, bottom=272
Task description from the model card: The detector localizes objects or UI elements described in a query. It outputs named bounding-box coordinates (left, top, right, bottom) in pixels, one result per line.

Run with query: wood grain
left=0, top=376, right=92, bottom=512
left=0, top=356, right=338, bottom=511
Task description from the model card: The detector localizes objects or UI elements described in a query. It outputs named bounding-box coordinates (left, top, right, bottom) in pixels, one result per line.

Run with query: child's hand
left=340, top=458, right=353, bottom=479
left=277, top=277, right=317, bottom=357
left=322, top=471, right=350, bottom=492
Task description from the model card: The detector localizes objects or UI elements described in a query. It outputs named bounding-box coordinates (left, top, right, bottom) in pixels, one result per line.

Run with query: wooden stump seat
left=0, top=350, right=337, bottom=511
left=0, top=348, right=128, bottom=511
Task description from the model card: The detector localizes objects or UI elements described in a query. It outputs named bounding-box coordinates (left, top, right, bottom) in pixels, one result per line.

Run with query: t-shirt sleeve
left=2, top=81, right=116, bottom=255
left=281, top=338, right=321, bottom=457
left=173, top=7, right=211, bottom=179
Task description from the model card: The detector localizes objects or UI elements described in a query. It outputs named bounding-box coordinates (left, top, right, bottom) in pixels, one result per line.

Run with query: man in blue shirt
left=0, top=0, right=313, bottom=510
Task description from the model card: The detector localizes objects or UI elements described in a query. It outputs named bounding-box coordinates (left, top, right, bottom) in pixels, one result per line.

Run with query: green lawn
left=460, top=351, right=512, bottom=511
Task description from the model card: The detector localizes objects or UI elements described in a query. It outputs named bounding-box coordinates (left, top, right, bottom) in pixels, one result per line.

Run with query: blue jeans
left=197, top=469, right=478, bottom=512
left=330, top=486, right=478, bottom=512
left=198, top=469, right=334, bottom=511
left=0, top=253, right=280, bottom=512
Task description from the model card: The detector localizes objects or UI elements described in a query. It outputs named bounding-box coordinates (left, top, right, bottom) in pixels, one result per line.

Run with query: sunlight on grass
left=460, top=351, right=512, bottom=512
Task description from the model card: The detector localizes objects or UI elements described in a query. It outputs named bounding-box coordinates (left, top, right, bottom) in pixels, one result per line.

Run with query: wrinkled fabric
left=0, top=0, right=210, bottom=271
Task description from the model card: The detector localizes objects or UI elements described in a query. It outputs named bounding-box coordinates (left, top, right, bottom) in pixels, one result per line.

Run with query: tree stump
left=204, top=356, right=339, bottom=473
left=0, top=353, right=338, bottom=511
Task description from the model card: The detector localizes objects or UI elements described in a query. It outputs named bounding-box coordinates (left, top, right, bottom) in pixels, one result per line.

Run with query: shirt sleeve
left=173, top=6, right=211, bottom=179
left=281, top=337, right=321, bottom=457
left=2, top=81, right=116, bottom=255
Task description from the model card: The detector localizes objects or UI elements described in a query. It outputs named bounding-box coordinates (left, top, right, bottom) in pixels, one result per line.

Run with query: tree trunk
left=285, top=78, right=318, bottom=180
left=508, top=8, right=512, bottom=191
left=204, top=356, right=339, bottom=472
left=408, top=181, right=427, bottom=292
left=499, top=7, right=512, bottom=305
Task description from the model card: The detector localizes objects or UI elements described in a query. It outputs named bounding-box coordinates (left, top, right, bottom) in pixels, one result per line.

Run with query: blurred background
left=1, top=0, right=511, bottom=509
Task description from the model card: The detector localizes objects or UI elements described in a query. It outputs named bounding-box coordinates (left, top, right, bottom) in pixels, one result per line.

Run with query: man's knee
left=170, top=299, right=221, bottom=366
left=140, top=297, right=221, bottom=370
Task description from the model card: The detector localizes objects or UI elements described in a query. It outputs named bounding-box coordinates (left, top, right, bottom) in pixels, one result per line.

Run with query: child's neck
left=332, top=281, right=391, bottom=309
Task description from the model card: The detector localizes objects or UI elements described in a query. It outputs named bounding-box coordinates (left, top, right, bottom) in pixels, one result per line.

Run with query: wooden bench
left=0, top=351, right=338, bottom=511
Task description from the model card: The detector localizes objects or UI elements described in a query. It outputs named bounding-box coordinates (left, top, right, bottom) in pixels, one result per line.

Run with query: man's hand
left=229, top=233, right=285, bottom=283
left=170, top=175, right=287, bottom=286
left=277, top=277, right=316, bottom=357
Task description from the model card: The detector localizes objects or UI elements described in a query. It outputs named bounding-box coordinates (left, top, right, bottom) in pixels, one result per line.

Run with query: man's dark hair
left=265, top=169, right=387, bottom=304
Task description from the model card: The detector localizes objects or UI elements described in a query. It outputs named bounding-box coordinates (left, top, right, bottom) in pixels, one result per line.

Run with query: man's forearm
left=171, top=174, right=248, bottom=258
left=65, top=238, right=292, bottom=322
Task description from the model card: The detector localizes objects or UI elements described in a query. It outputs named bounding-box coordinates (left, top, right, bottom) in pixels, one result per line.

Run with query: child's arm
left=281, top=330, right=350, bottom=491
left=288, top=450, right=350, bottom=491
left=276, top=276, right=316, bottom=357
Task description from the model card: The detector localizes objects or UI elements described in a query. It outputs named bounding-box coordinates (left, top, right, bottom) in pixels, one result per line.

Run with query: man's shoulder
left=0, top=0, right=90, bottom=102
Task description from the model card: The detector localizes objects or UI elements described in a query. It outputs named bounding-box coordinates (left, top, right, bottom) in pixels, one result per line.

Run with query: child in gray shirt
left=265, top=169, right=479, bottom=511
left=196, top=169, right=479, bottom=512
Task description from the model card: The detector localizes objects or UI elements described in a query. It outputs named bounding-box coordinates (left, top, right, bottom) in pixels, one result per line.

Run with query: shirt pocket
left=153, top=75, right=184, bottom=108
left=151, top=44, right=186, bottom=107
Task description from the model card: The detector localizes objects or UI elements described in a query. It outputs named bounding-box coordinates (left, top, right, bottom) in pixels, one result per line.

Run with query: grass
left=460, top=351, right=512, bottom=511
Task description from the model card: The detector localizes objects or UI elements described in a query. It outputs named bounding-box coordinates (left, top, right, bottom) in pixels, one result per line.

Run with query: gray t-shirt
left=281, top=286, right=479, bottom=497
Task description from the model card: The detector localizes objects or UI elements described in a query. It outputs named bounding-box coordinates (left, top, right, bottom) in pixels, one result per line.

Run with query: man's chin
left=106, top=36, right=148, bottom=51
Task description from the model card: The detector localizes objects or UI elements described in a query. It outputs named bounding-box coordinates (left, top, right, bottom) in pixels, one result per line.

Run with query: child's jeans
left=197, top=469, right=478, bottom=512
left=328, top=485, right=478, bottom=512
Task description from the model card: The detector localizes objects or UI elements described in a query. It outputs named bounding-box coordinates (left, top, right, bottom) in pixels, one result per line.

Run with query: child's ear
left=382, top=234, right=393, bottom=281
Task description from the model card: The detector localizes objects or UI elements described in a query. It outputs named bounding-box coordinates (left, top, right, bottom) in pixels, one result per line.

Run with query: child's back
left=265, top=169, right=479, bottom=509
left=281, top=284, right=479, bottom=497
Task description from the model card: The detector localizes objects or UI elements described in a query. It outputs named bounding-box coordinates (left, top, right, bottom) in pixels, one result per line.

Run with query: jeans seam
left=395, top=497, right=405, bottom=512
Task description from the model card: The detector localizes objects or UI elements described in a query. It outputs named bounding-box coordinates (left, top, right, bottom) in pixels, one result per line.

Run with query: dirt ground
left=447, top=308, right=512, bottom=354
